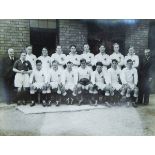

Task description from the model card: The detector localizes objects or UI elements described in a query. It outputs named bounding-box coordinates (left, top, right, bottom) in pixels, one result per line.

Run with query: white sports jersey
left=46, top=68, right=62, bottom=83
left=94, top=53, right=111, bottom=69
left=51, top=53, right=66, bottom=68
left=80, top=52, right=95, bottom=66
left=62, top=69, right=78, bottom=85
left=91, top=70, right=110, bottom=85
left=38, top=55, right=51, bottom=72
left=120, top=67, right=138, bottom=85
left=78, top=66, right=92, bottom=80
left=110, top=52, right=124, bottom=68
left=124, top=54, right=139, bottom=68
left=26, top=54, right=37, bottom=70
left=108, top=67, right=121, bottom=84
left=65, top=53, right=80, bottom=67
left=29, top=69, right=45, bottom=84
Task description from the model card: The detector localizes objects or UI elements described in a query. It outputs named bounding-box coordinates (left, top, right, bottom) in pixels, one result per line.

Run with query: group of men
left=3, top=43, right=153, bottom=107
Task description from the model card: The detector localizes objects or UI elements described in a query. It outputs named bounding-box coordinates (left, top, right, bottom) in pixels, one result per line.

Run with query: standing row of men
left=2, top=43, right=153, bottom=107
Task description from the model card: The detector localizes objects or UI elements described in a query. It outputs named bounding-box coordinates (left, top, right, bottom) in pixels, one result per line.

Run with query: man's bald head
left=144, top=49, right=150, bottom=57
left=8, top=48, right=14, bottom=58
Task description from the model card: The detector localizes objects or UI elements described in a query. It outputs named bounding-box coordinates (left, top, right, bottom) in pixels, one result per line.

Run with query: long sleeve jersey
left=61, top=69, right=78, bottom=85
left=26, top=54, right=37, bottom=70
left=65, top=53, right=80, bottom=66
left=29, top=69, right=46, bottom=84
left=124, top=54, right=139, bottom=68
left=51, top=53, right=66, bottom=66
left=80, top=52, right=95, bottom=66
left=77, top=66, right=92, bottom=81
left=94, top=53, right=111, bottom=69
left=120, top=67, right=138, bottom=85
left=110, top=52, right=124, bottom=68
left=108, top=67, right=122, bottom=84
left=37, top=55, right=51, bottom=71
left=46, top=68, right=62, bottom=83
left=91, top=70, right=110, bottom=85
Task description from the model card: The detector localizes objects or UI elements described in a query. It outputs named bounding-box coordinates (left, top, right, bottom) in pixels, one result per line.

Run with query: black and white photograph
left=0, top=19, right=154, bottom=136
left=1, top=0, right=155, bottom=155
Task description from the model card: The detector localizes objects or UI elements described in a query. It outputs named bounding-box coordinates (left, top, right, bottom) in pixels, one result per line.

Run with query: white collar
left=83, top=50, right=90, bottom=54
left=42, top=55, right=48, bottom=58
left=20, top=58, right=24, bottom=63
left=67, top=68, right=72, bottom=72
left=27, top=53, right=33, bottom=56
left=100, top=52, right=106, bottom=55
left=9, top=56, right=14, bottom=60
left=113, top=52, right=120, bottom=54
left=56, top=51, right=63, bottom=55
left=96, top=70, right=103, bottom=74
left=69, top=52, right=77, bottom=55
left=127, top=53, right=135, bottom=56
left=112, top=67, right=117, bottom=70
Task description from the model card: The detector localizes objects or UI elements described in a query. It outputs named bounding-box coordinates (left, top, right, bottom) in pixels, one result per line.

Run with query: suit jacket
left=2, top=56, right=18, bottom=80
left=139, top=55, right=153, bottom=80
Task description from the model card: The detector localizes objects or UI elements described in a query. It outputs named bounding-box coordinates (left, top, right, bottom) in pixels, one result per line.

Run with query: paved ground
left=136, top=95, right=155, bottom=136
left=0, top=95, right=155, bottom=136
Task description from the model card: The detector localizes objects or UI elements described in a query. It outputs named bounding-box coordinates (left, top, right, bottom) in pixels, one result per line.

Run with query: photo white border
left=0, top=0, right=155, bottom=154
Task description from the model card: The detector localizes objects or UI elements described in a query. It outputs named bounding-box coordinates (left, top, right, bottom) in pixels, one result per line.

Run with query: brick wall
left=125, top=20, right=149, bottom=55
left=58, top=20, right=88, bottom=54
left=0, top=19, right=150, bottom=56
left=0, top=19, right=30, bottom=57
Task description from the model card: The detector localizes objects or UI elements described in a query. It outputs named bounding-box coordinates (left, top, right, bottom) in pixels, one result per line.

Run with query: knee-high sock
left=50, top=91, right=56, bottom=101
left=16, top=91, right=22, bottom=101
left=31, top=93, right=37, bottom=102
left=115, top=91, right=121, bottom=102
left=67, top=90, right=72, bottom=99
left=113, top=90, right=119, bottom=103
left=55, top=93, right=61, bottom=102
left=84, top=90, right=90, bottom=101
left=105, top=95, right=110, bottom=103
left=41, top=93, right=46, bottom=101
left=132, top=96, right=137, bottom=102
left=47, top=93, right=51, bottom=101
left=78, top=92, right=83, bottom=101
left=92, top=94, right=98, bottom=101
left=126, top=97, right=131, bottom=102
left=23, top=89, right=28, bottom=101
left=98, top=90, right=103, bottom=97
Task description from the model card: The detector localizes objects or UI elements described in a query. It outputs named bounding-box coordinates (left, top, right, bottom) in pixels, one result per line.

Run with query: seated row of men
left=13, top=50, right=139, bottom=107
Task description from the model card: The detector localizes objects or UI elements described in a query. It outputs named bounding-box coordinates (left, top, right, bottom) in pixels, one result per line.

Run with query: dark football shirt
left=13, top=59, right=32, bottom=71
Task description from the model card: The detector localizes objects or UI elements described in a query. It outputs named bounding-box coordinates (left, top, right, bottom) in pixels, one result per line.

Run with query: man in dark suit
left=138, top=49, right=153, bottom=105
left=3, top=48, right=17, bottom=104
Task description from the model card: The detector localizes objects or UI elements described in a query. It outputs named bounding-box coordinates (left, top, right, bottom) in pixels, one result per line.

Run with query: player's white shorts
left=111, top=83, right=122, bottom=91
left=96, top=82, right=107, bottom=90
left=14, top=73, right=30, bottom=88
left=50, top=82, right=59, bottom=89
left=32, top=82, right=46, bottom=89
left=77, top=83, right=93, bottom=90
left=30, top=82, right=46, bottom=94
left=127, top=83, right=136, bottom=90
left=64, top=83, right=76, bottom=91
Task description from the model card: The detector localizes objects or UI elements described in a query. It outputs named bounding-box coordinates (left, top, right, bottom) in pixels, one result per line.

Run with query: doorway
left=30, top=28, right=57, bottom=57
left=87, top=22, right=126, bottom=55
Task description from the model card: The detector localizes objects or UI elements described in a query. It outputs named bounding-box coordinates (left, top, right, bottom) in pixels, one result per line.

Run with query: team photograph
left=0, top=19, right=154, bottom=136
